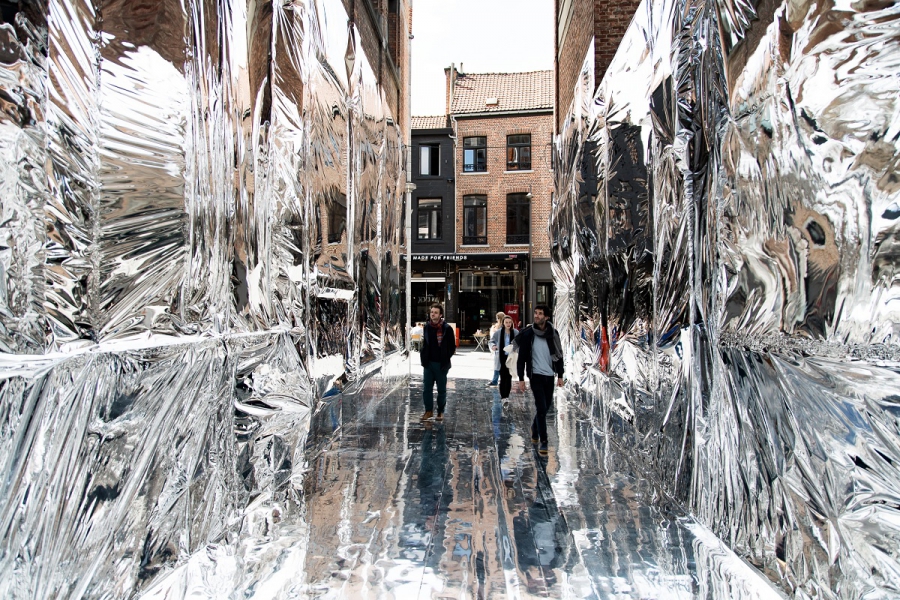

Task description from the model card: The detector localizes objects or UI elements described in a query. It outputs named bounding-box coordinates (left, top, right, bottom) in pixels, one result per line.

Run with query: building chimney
left=444, top=63, right=457, bottom=115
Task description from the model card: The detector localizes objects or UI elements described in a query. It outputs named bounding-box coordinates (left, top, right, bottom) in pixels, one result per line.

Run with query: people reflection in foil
left=487, top=311, right=505, bottom=386
left=515, top=305, right=565, bottom=456
left=513, top=472, right=569, bottom=590
left=491, top=315, right=519, bottom=407
left=419, top=303, right=456, bottom=422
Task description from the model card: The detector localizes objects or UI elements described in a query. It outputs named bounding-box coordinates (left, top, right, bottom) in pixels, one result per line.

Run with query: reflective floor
left=299, top=354, right=784, bottom=599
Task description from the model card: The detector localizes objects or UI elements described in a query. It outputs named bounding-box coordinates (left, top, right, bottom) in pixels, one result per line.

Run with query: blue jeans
left=489, top=369, right=499, bottom=385
left=423, top=361, right=449, bottom=412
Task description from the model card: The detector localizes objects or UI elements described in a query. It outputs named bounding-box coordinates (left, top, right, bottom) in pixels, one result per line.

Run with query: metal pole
left=527, top=191, right=533, bottom=323
left=405, top=11, right=414, bottom=371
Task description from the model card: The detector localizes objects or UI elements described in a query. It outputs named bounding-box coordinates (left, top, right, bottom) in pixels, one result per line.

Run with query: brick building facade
left=410, top=69, right=555, bottom=341
left=555, top=0, right=641, bottom=131
left=342, top=0, right=411, bottom=133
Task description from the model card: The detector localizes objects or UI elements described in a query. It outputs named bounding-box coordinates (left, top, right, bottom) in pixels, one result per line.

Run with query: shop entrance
left=410, top=278, right=446, bottom=323
left=457, top=270, right=524, bottom=340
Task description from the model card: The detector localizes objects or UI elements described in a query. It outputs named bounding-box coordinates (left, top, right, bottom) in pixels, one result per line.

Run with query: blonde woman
left=490, top=315, right=519, bottom=405
left=487, top=311, right=505, bottom=386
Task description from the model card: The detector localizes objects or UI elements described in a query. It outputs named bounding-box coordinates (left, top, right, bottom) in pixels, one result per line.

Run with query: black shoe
left=539, top=442, right=549, bottom=456
left=486, top=382, right=498, bottom=387
left=530, top=425, right=539, bottom=444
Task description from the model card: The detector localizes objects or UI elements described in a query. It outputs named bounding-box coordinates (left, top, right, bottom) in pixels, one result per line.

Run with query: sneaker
left=501, top=398, right=509, bottom=407
left=435, top=412, right=444, bottom=422
left=530, top=425, right=539, bottom=444
left=486, top=382, right=498, bottom=387
left=420, top=411, right=433, bottom=421
left=539, top=442, right=549, bottom=456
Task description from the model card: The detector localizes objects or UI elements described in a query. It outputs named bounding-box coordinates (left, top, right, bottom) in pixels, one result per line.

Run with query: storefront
left=410, top=277, right=447, bottom=324
left=412, top=252, right=528, bottom=343
left=457, top=269, right=524, bottom=336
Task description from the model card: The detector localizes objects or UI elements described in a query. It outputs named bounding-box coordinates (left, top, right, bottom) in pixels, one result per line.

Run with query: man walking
left=420, top=303, right=456, bottom=422
left=515, top=305, right=564, bottom=455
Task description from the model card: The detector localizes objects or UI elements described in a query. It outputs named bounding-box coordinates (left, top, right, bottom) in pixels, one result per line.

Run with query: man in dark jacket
left=419, top=303, right=456, bottom=422
left=515, top=305, right=564, bottom=455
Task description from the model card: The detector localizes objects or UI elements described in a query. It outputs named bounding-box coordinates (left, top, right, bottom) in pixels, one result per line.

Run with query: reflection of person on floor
left=515, top=305, right=564, bottom=456
left=418, top=425, right=450, bottom=518
left=512, top=472, right=567, bottom=588
left=491, top=316, right=519, bottom=405
left=487, top=311, right=505, bottom=386
left=419, top=303, right=456, bottom=422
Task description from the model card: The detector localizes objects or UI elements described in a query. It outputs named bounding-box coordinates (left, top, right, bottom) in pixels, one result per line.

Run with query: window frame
left=462, top=194, right=488, bottom=245
left=463, top=136, right=487, bottom=173
left=419, top=143, right=440, bottom=177
left=506, top=193, right=531, bottom=244
left=416, top=197, right=442, bottom=240
left=506, top=134, right=532, bottom=171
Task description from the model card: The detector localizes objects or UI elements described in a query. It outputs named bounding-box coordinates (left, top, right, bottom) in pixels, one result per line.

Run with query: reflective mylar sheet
left=0, top=0, right=405, bottom=596
left=553, top=0, right=900, bottom=597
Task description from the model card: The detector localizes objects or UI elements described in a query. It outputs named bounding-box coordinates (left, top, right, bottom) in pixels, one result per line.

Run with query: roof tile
left=411, top=115, right=449, bottom=130
left=451, top=70, right=553, bottom=115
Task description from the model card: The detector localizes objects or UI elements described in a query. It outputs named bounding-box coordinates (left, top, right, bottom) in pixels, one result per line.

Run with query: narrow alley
left=297, top=351, right=779, bottom=598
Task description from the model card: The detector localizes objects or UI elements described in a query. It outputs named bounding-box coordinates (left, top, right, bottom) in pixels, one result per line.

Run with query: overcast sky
left=411, top=0, right=554, bottom=117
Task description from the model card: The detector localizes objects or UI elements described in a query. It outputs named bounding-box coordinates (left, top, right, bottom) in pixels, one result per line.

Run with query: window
left=419, top=144, right=439, bottom=176
left=536, top=282, right=554, bottom=305
left=463, top=137, right=487, bottom=172
left=463, top=195, right=487, bottom=245
left=507, top=134, right=531, bottom=170
left=328, top=194, right=347, bottom=243
left=417, top=198, right=442, bottom=240
left=506, top=193, right=530, bottom=244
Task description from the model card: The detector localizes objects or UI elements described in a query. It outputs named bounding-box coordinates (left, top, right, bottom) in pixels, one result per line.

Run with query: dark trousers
left=530, top=373, right=556, bottom=443
left=499, top=362, right=513, bottom=398
left=423, top=361, right=448, bottom=412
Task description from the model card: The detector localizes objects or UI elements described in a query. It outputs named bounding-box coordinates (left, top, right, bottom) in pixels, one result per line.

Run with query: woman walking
left=490, top=315, right=519, bottom=405
left=486, top=311, right=506, bottom=386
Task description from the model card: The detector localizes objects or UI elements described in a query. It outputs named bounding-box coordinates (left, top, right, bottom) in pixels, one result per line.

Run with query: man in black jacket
left=515, top=305, right=564, bottom=455
left=419, top=303, right=456, bottom=422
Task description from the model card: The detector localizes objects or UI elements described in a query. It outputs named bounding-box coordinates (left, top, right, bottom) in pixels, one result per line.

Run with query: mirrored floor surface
left=298, top=365, right=785, bottom=599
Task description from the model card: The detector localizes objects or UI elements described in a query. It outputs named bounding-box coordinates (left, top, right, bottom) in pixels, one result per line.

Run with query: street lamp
left=406, top=180, right=416, bottom=364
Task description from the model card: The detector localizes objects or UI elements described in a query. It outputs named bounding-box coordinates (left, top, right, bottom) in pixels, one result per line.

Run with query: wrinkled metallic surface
left=553, top=0, right=900, bottom=597
left=0, top=0, right=405, bottom=596
left=245, top=375, right=784, bottom=599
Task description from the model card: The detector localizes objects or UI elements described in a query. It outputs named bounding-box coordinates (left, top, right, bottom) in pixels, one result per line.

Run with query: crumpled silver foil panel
left=553, top=0, right=900, bottom=596
left=0, top=0, right=405, bottom=596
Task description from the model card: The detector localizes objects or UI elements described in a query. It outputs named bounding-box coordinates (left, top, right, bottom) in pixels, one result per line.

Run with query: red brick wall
left=555, top=0, right=641, bottom=132
left=454, top=113, right=555, bottom=259
left=593, top=0, right=641, bottom=90
left=556, top=0, right=593, bottom=132
left=343, top=0, right=409, bottom=135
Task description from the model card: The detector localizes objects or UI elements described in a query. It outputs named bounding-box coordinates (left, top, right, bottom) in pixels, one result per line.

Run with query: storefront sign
left=413, top=253, right=527, bottom=262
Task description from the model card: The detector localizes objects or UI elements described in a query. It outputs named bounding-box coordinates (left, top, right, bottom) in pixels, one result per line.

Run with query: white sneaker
left=501, top=398, right=510, bottom=407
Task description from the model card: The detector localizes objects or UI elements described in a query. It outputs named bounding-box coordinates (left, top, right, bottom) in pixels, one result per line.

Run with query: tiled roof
left=411, top=115, right=449, bottom=130
left=451, top=70, right=553, bottom=115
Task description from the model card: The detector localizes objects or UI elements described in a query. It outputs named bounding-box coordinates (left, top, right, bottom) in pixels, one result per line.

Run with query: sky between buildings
left=411, top=0, right=555, bottom=117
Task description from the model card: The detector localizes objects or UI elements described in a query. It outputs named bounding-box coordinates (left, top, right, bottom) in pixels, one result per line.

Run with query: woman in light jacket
left=487, top=311, right=505, bottom=386
left=490, top=315, right=519, bottom=405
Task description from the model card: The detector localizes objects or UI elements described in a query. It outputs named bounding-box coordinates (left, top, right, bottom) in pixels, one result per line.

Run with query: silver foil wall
left=554, top=0, right=900, bottom=597
left=0, top=0, right=405, bottom=596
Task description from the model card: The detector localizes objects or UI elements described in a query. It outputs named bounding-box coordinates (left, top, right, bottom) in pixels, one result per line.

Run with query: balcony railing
left=506, top=233, right=530, bottom=245
left=462, top=235, right=487, bottom=245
